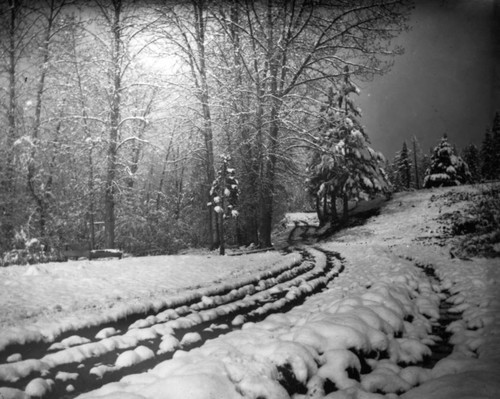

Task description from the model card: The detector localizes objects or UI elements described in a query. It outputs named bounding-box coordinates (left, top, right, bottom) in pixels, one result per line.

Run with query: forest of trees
left=0, top=0, right=413, bottom=262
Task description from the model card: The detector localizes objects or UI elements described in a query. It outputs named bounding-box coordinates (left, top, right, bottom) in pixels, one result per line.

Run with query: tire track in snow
left=0, top=252, right=303, bottom=362
left=0, top=248, right=344, bottom=398
left=409, top=259, right=462, bottom=369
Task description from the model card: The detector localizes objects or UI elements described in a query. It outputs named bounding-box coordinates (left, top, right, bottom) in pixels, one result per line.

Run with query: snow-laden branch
left=116, top=136, right=150, bottom=151
left=42, top=115, right=107, bottom=126
left=118, top=116, right=148, bottom=128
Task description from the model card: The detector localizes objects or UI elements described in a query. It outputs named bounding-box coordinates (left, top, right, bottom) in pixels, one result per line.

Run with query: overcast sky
left=356, top=0, right=498, bottom=159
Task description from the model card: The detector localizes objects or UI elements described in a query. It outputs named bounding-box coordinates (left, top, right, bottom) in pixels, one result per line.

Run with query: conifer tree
left=481, top=112, right=500, bottom=180
left=462, top=144, right=481, bottom=183
left=394, top=141, right=412, bottom=190
left=481, top=129, right=496, bottom=180
left=307, top=71, right=390, bottom=226
left=424, top=134, right=470, bottom=188
left=387, top=156, right=401, bottom=191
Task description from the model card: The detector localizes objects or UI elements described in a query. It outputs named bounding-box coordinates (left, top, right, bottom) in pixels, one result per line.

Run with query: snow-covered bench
left=89, top=249, right=123, bottom=260
left=61, top=244, right=122, bottom=261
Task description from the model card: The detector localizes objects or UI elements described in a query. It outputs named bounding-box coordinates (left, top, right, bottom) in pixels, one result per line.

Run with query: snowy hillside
left=0, top=184, right=499, bottom=399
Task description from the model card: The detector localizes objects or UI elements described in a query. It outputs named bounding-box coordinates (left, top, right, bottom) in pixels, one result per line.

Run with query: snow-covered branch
left=118, top=116, right=148, bottom=128
left=116, top=136, right=151, bottom=151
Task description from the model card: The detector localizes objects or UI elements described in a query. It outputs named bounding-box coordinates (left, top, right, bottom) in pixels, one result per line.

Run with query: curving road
left=0, top=247, right=343, bottom=398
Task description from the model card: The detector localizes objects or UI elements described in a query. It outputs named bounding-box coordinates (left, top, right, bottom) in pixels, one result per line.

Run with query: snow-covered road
left=1, top=185, right=499, bottom=399
left=0, top=247, right=345, bottom=397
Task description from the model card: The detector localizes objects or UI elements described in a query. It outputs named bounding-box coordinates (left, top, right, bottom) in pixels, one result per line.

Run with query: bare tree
left=0, top=0, right=26, bottom=250
left=24, top=0, right=70, bottom=240
left=0, top=0, right=411, bottom=257
left=156, top=0, right=219, bottom=248
left=91, top=0, right=158, bottom=248
left=0, top=0, right=62, bottom=248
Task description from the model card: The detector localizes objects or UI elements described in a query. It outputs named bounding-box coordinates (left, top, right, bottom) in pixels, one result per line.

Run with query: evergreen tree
left=420, top=153, right=431, bottom=185
left=481, top=112, right=500, bottom=180
left=394, top=141, right=412, bottom=190
left=424, top=134, right=470, bottom=188
left=462, top=144, right=481, bottom=183
left=307, top=71, right=390, bottom=226
left=386, top=157, right=400, bottom=191
left=481, top=129, right=496, bottom=180
left=208, top=155, right=239, bottom=255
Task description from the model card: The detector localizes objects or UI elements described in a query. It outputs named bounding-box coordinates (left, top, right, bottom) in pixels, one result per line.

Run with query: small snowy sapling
left=208, top=155, right=239, bottom=255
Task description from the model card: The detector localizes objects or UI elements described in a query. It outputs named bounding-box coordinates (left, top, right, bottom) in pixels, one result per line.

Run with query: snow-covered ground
left=0, top=251, right=294, bottom=344
left=1, top=184, right=499, bottom=399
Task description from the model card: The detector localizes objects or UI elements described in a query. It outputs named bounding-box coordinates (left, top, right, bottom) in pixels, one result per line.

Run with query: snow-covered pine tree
left=393, top=141, right=412, bottom=191
left=462, top=144, right=481, bottom=183
left=423, top=134, right=470, bottom=188
left=389, top=155, right=401, bottom=191
left=208, top=155, right=239, bottom=255
left=385, top=158, right=399, bottom=191
left=307, top=69, right=390, bottom=226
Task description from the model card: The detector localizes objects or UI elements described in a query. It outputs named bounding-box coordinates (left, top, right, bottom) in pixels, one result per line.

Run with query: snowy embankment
left=1, top=185, right=499, bottom=399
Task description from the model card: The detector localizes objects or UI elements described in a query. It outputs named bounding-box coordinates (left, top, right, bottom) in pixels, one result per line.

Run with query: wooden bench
left=62, top=244, right=122, bottom=261
left=89, top=249, right=123, bottom=260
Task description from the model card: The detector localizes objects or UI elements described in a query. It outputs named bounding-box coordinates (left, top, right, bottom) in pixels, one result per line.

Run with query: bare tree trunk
left=156, top=137, right=174, bottom=211
left=329, top=188, right=339, bottom=225
left=252, top=69, right=265, bottom=247
left=88, top=145, right=96, bottom=249
left=413, top=137, right=420, bottom=189
left=27, top=0, right=62, bottom=240
left=192, top=0, right=216, bottom=249
left=126, top=94, right=155, bottom=189
left=70, top=20, right=96, bottom=249
left=1, top=0, right=20, bottom=249
left=258, top=0, right=281, bottom=248
left=104, top=0, right=123, bottom=249
left=174, top=148, right=185, bottom=220
left=342, top=192, right=349, bottom=222
left=229, top=3, right=259, bottom=245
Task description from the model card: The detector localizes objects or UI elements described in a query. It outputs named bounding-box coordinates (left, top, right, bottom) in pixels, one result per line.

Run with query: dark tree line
left=480, top=112, right=500, bottom=180
left=388, top=112, right=500, bottom=191
left=0, top=0, right=411, bottom=263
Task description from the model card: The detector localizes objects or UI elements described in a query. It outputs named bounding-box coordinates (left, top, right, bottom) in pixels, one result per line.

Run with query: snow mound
left=115, top=346, right=154, bottom=368
left=0, top=387, right=29, bottom=399
left=24, top=378, right=54, bottom=398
